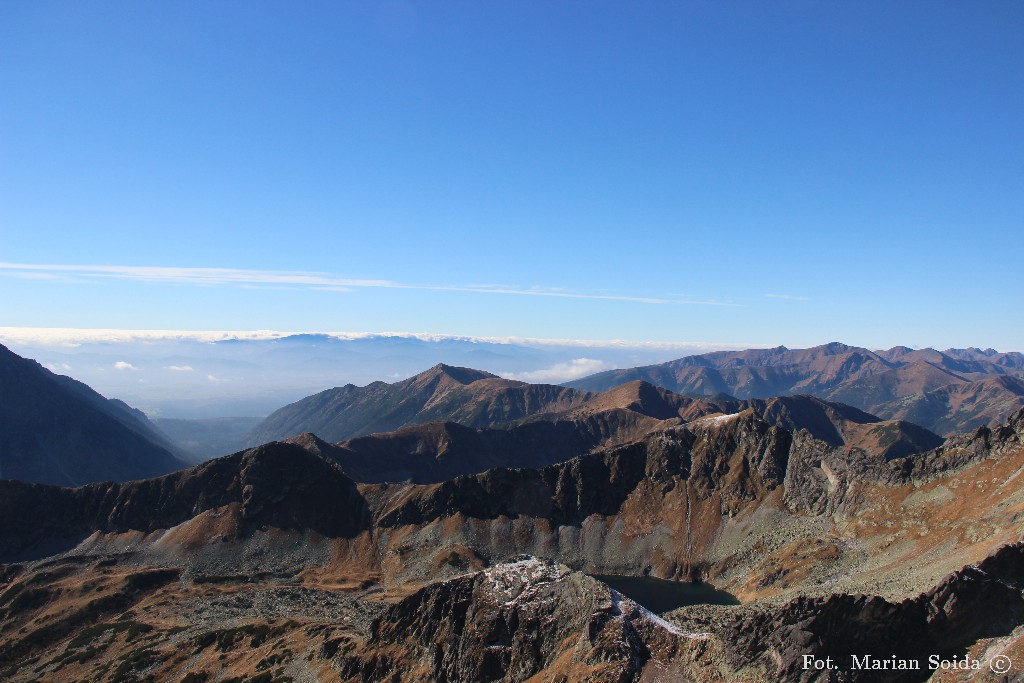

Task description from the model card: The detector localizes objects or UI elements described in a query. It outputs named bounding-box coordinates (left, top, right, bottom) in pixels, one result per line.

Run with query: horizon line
left=0, top=327, right=1015, bottom=354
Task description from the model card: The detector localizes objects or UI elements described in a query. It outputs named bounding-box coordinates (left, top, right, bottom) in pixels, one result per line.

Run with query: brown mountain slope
left=822, top=360, right=969, bottom=408
left=871, top=375, right=1024, bottom=436
left=0, top=410, right=1022, bottom=682
left=566, top=342, right=895, bottom=396
left=283, top=387, right=941, bottom=484
left=247, top=363, right=589, bottom=444
left=569, top=342, right=1024, bottom=437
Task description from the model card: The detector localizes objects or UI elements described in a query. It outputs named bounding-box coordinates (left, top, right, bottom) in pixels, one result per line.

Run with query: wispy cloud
left=764, top=293, right=810, bottom=302
left=166, top=365, right=194, bottom=372
left=502, top=358, right=610, bottom=383
left=0, top=262, right=737, bottom=307
left=114, top=361, right=138, bottom=371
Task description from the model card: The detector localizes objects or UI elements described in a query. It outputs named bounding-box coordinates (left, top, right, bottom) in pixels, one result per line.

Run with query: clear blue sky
left=2, top=1, right=1021, bottom=350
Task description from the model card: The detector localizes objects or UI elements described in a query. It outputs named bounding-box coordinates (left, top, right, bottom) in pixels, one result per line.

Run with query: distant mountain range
left=566, top=342, right=1024, bottom=435
left=0, top=344, right=189, bottom=486
left=245, top=365, right=943, bottom=483
left=0, top=330, right=718, bottom=418
left=4, top=341, right=1002, bottom=488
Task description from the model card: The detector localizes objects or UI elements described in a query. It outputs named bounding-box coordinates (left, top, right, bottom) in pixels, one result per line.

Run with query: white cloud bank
left=113, top=361, right=138, bottom=371
left=503, top=358, right=611, bottom=383
left=166, top=365, right=194, bottom=372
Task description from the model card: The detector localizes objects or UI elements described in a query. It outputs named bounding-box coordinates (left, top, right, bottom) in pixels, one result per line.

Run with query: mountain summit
left=247, top=364, right=588, bottom=444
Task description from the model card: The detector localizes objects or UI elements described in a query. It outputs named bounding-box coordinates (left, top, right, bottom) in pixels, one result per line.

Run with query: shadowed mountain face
left=285, top=409, right=664, bottom=485
left=0, top=442, right=369, bottom=560
left=247, top=363, right=590, bottom=445
left=0, top=344, right=188, bottom=486
left=567, top=342, right=1024, bottom=436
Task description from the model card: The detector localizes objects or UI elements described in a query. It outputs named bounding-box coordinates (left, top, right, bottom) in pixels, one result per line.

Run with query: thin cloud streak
left=764, top=293, right=810, bottom=301
left=0, top=262, right=737, bottom=307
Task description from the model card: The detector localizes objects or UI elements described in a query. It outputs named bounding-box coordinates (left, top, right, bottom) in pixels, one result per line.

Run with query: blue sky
left=1, top=1, right=1022, bottom=350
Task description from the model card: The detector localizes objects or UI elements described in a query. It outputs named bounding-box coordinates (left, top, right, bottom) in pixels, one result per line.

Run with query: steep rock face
left=737, top=395, right=942, bottom=458
left=248, top=364, right=590, bottom=444
left=783, top=407, right=1024, bottom=515
left=0, top=344, right=187, bottom=486
left=336, top=557, right=705, bottom=683
left=885, top=405, right=1024, bottom=482
left=726, top=543, right=1024, bottom=682
left=0, top=442, right=370, bottom=560
left=741, top=395, right=879, bottom=447
left=366, top=411, right=792, bottom=529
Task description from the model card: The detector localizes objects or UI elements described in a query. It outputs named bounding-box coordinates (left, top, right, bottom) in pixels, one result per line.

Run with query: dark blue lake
left=592, top=574, right=740, bottom=614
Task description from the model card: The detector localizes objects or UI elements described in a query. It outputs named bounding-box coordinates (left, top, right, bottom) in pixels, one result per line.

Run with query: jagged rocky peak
left=283, top=431, right=334, bottom=453
left=336, top=556, right=710, bottom=682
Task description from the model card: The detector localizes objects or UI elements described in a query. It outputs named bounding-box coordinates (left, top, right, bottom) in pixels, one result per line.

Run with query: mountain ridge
left=0, top=344, right=188, bottom=486
left=566, top=342, right=1024, bottom=435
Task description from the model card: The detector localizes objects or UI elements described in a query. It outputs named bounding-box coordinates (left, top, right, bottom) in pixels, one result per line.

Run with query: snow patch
left=612, top=589, right=712, bottom=640
left=692, top=412, right=741, bottom=427
left=483, top=556, right=566, bottom=607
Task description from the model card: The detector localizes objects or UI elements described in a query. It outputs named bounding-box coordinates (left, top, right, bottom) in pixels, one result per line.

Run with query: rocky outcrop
left=336, top=557, right=703, bottom=683
left=726, top=543, right=1024, bottom=682
left=367, top=410, right=793, bottom=528
left=784, top=407, right=1024, bottom=514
